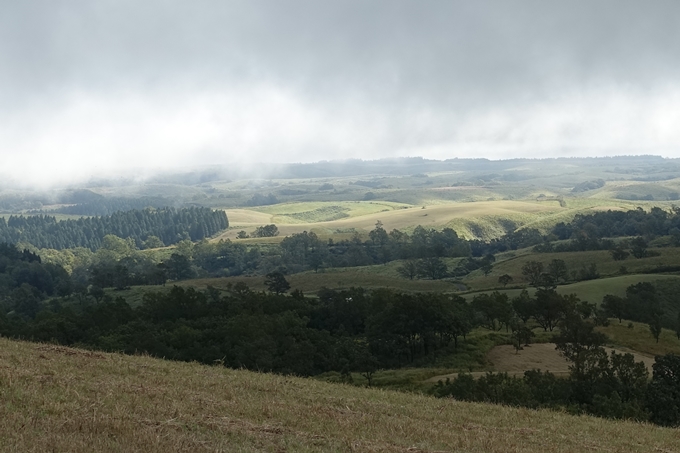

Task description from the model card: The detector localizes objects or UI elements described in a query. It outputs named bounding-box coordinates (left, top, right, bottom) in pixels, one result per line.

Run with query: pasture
left=216, top=196, right=669, bottom=244
left=181, top=268, right=459, bottom=294
left=425, top=342, right=657, bottom=382
left=464, top=245, right=680, bottom=291
left=217, top=200, right=569, bottom=240
left=463, top=274, right=680, bottom=304
left=2, top=336, right=678, bottom=452
left=597, top=320, right=680, bottom=357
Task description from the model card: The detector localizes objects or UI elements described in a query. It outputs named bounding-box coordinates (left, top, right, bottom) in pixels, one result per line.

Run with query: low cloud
left=2, top=1, right=680, bottom=186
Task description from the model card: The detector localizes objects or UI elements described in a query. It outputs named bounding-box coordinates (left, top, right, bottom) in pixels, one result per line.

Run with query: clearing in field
left=425, top=343, right=656, bottom=382
left=220, top=208, right=273, bottom=226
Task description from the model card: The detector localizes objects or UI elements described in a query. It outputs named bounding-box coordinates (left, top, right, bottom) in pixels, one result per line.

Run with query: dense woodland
left=0, top=207, right=228, bottom=250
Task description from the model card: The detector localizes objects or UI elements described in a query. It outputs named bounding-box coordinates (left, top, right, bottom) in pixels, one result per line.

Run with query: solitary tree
left=521, top=260, right=544, bottom=286
left=498, top=274, right=513, bottom=287
left=397, top=260, right=419, bottom=280
left=554, top=312, right=607, bottom=379
left=481, top=263, right=493, bottom=276
left=610, top=246, right=630, bottom=261
left=548, top=259, right=568, bottom=283
left=417, top=257, right=448, bottom=280
left=264, top=271, right=290, bottom=295
left=602, top=295, right=625, bottom=323
left=630, top=236, right=648, bottom=259
left=649, top=311, right=664, bottom=343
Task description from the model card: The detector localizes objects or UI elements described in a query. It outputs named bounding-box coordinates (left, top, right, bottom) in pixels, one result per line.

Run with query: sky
left=2, top=0, right=680, bottom=186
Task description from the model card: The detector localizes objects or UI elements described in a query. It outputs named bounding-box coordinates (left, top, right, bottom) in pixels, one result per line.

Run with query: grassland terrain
left=460, top=274, right=680, bottom=306
left=183, top=271, right=459, bottom=295
left=452, top=241, right=680, bottom=290
left=179, top=256, right=680, bottom=299
left=596, top=320, right=680, bottom=357
left=217, top=198, right=663, bottom=242
left=413, top=320, right=680, bottom=387
left=321, top=315, right=680, bottom=391
left=424, top=342, right=658, bottom=382
left=2, top=336, right=679, bottom=453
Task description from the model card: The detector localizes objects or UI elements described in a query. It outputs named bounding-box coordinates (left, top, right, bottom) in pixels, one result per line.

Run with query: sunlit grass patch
left=253, top=201, right=412, bottom=220
left=273, top=205, right=351, bottom=223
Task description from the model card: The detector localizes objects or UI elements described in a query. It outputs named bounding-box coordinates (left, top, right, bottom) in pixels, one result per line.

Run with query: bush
left=252, top=225, right=279, bottom=238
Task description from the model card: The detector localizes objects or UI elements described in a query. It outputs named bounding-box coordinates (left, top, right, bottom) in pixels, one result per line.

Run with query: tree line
left=54, top=196, right=171, bottom=216
left=0, top=207, right=228, bottom=250
left=1, top=281, right=474, bottom=378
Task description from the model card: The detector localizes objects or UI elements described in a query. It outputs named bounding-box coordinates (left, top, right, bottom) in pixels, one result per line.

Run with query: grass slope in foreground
left=1, top=338, right=677, bottom=453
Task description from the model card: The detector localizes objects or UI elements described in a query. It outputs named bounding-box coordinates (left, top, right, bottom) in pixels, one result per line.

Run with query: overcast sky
left=2, top=0, right=680, bottom=186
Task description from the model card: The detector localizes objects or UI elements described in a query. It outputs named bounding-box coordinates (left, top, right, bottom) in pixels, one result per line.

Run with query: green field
left=463, top=245, right=680, bottom=291
left=462, top=274, right=680, bottom=304
left=182, top=268, right=459, bottom=294
left=598, top=320, right=680, bottom=357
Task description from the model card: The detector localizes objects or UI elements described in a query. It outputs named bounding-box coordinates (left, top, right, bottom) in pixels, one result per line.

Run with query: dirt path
left=425, top=343, right=655, bottom=383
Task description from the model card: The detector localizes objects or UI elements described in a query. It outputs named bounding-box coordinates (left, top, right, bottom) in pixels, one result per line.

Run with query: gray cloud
left=2, top=0, right=680, bottom=185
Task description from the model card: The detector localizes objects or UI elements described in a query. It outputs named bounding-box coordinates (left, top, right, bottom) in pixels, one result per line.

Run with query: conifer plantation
left=0, top=207, right=228, bottom=250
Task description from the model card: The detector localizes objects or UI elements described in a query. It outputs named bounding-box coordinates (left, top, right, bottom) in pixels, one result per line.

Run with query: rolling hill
left=1, top=336, right=677, bottom=452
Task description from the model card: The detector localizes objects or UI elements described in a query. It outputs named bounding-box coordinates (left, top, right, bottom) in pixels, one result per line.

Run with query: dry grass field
left=216, top=198, right=668, bottom=242
left=1, top=336, right=679, bottom=453
left=425, top=343, right=657, bottom=383
left=217, top=200, right=571, bottom=241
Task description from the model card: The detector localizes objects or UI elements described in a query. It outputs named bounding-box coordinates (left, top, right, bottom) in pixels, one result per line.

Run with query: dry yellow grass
left=224, top=209, right=275, bottom=226
left=1, top=337, right=678, bottom=452
left=216, top=200, right=565, bottom=241
left=218, top=199, right=673, bottom=242
left=425, top=343, right=656, bottom=383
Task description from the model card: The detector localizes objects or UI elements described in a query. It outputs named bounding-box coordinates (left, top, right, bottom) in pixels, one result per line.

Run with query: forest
left=0, top=207, right=228, bottom=250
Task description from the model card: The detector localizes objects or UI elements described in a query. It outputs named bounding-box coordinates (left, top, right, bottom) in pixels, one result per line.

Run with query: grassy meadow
left=216, top=198, right=660, bottom=242
left=597, top=320, right=680, bottom=357
left=2, top=336, right=679, bottom=453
